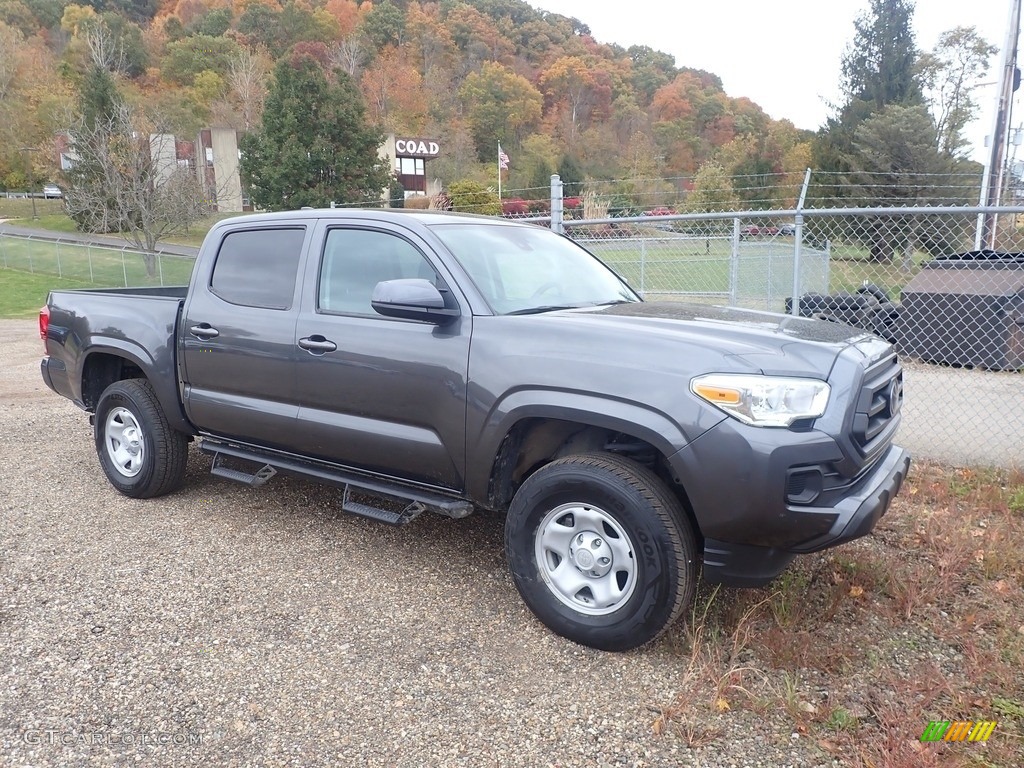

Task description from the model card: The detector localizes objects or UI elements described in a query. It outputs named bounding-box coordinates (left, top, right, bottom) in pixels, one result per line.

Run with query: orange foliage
left=360, top=46, right=428, bottom=133
left=171, top=0, right=231, bottom=27
left=323, top=0, right=359, bottom=36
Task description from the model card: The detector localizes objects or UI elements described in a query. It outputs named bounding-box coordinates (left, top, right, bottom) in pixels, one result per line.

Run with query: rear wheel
left=94, top=379, right=188, bottom=498
left=505, top=452, right=697, bottom=651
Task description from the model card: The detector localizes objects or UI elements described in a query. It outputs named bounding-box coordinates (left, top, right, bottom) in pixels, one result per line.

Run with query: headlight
left=691, top=374, right=831, bottom=427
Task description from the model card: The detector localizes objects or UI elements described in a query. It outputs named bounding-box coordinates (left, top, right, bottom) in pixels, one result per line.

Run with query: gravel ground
left=0, top=318, right=844, bottom=767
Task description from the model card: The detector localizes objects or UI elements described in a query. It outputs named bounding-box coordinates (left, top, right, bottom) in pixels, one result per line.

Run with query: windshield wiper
left=505, top=304, right=584, bottom=316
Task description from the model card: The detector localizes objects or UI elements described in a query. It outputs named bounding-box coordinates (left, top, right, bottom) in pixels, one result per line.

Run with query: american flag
left=498, top=145, right=510, bottom=170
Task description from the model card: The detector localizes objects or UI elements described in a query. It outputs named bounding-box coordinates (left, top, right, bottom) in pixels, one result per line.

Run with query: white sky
left=534, top=0, right=1021, bottom=164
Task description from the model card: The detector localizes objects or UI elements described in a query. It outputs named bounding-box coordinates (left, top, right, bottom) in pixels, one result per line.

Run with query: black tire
left=505, top=452, right=698, bottom=651
left=94, top=379, right=188, bottom=499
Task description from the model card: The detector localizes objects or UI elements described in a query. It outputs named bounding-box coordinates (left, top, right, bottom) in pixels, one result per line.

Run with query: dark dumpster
left=896, top=251, right=1024, bottom=370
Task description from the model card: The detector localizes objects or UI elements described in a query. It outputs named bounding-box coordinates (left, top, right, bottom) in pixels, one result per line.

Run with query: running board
left=200, top=439, right=474, bottom=525
left=210, top=452, right=277, bottom=487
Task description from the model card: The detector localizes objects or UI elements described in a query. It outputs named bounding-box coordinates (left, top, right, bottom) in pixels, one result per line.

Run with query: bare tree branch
left=83, top=21, right=126, bottom=75
left=227, top=45, right=271, bottom=130
left=63, top=104, right=216, bottom=270
left=328, top=35, right=365, bottom=78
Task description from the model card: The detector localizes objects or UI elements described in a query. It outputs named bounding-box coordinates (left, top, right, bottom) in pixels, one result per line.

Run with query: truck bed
left=42, top=286, right=191, bottom=433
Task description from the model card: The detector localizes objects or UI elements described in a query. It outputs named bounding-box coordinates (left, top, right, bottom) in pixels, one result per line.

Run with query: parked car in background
left=42, top=184, right=62, bottom=199
left=779, top=223, right=797, bottom=236
left=739, top=224, right=780, bottom=239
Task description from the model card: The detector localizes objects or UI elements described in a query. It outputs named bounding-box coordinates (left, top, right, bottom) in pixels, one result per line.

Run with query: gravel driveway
left=1, top=318, right=846, bottom=767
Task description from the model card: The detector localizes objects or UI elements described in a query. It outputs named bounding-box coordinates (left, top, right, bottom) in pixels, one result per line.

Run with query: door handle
left=189, top=324, right=220, bottom=339
left=298, top=335, right=338, bottom=354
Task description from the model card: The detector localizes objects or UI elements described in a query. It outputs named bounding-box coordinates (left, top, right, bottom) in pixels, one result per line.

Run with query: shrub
left=447, top=180, right=501, bottom=216
left=502, top=197, right=529, bottom=216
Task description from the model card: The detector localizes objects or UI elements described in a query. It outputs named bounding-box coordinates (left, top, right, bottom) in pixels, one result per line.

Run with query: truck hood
left=549, top=301, right=878, bottom=377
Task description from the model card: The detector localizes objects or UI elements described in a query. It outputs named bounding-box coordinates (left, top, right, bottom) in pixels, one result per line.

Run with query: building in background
left=378, top=135, right=443, bottom=200
left=197, top=128, right=248, bottom=212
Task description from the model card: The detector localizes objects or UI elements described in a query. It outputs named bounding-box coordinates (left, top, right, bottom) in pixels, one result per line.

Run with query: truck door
left=180, top=224, right=310, bottom=449
left=292, top=221, right=471, bottom=490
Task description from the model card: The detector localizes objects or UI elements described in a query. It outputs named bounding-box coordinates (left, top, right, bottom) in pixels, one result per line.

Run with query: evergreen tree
left=556, top=155, right=583, bottom=197
left=240, top=56, right=391, bottom=211
left=841, top=0, right=923, bottom=110
left=811, top=0, right=927, bottom=236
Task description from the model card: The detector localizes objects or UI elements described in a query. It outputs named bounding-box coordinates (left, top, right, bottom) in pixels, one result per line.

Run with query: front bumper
left=669, top=411, right=910, bottom=588
left=698, top=444, right=909, bottom=586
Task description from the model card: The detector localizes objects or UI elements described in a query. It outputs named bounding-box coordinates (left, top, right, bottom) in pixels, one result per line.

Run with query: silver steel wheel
left=104, top=406, right=146, bottom=478
left=534, top=502, right=637, bottom=616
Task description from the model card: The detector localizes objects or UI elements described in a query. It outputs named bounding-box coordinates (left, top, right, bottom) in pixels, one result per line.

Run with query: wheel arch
left=80, top=344, right=194, bottom=435
left=475, top=403, right=699, bottom=535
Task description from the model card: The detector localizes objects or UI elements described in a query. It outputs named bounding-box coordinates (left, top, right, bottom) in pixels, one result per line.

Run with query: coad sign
left=395, top=138, right=440, bottom=157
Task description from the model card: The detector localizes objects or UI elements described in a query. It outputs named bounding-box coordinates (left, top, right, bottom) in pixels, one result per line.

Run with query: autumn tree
left=918, top=26, right=997, bottom=156
left=459, top=61, right=542, bottom=162
left=240, top=56, right=391, bottom=210
left=360, top=46, right=428, bottom=133
left=684, top=161, right=739, bottom=215
left=540, top=56, right=613, bottom=148
left=0, top=20, right=21, bottom=100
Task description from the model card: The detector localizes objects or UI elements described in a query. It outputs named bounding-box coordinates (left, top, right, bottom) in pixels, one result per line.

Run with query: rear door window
left=210, top=228, right=305, bottom=310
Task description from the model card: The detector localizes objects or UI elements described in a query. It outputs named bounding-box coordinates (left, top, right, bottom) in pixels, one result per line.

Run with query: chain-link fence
left=0, top=233, right=196, bottom=287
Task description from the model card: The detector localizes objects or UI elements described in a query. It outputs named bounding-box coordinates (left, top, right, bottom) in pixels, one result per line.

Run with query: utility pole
left=19, top=147, right=39, bottom=220
left=981, top=0, right=1022, bottom=248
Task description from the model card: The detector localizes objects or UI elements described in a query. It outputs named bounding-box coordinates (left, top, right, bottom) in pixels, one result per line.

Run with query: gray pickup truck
left=40, top=209, right=910, bottom=651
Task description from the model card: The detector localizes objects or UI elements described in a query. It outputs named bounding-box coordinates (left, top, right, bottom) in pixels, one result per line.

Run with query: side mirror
left=371, top=278, right=460, bottom=324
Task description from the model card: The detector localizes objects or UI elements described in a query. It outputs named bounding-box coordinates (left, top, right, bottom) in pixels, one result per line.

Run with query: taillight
left=39, top=305, right=50, bottom=344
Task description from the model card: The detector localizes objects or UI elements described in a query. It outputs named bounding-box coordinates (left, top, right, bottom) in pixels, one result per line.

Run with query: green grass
left=0, top=197, right=67, bottom=220
left=581, top=234, right=931, bottom=308
left=0, top=269, right=92, bottom=318
left=0, top=236, right=195, bottom=289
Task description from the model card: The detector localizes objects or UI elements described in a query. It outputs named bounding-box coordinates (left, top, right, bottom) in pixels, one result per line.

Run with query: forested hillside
left=0, top=0, right=814, bottom=204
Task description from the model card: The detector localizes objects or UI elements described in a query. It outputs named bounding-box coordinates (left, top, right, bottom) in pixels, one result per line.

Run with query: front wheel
left=505, top=453, right=698, bottom=651
left=94, top=379, right=188, bottom=498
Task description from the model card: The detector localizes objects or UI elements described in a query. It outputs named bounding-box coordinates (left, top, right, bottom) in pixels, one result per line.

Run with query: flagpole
left=497, top=142, right=502, bottom=200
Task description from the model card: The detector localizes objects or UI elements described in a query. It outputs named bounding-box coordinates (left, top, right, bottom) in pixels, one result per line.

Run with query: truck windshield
left=431, top=223, right=639, bottom=315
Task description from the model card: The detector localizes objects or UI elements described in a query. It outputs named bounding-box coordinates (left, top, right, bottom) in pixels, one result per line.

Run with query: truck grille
left=851, top=354, right=903, bottom=455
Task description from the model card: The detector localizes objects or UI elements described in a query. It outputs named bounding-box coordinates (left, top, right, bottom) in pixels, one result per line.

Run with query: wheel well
left=81, top=353, right=145, bottom=410
left=487, top=418, right=697, bottom=531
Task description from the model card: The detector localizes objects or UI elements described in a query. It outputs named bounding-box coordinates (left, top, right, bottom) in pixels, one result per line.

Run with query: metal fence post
left=88, top=244, right=94, bottom=283
left=0, top=234, right=6, bottom=269
left=729, top=218, right=741, bottom=305
left=157, top=250, right=164, bottom=286
left=121, top=246, right=128, bottom=287
left=791, top=168, right=813, bottom=317
left=55, top=241, right=62, bottom=278
left=28, top=235, right=34, bottom=273
left=640, top=237, right=647, bottom=294
left=550, top=174, right=564, bottom=234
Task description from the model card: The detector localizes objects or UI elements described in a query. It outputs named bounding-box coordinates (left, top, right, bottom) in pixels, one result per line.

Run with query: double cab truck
left=40, top=210, right=910, bottom=651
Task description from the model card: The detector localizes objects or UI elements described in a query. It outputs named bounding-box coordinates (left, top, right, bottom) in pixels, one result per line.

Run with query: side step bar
left=199, top=439, right=474, bottom=525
